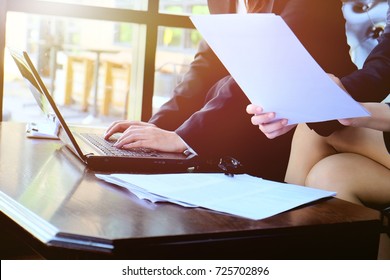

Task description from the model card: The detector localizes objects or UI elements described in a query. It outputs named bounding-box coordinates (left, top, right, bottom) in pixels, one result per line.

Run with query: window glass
left=3, top=0, right=210, bottom=123
left=4, top=12, right=139, bottom=125
left=153, top=1, right=208, bottom=113
left=159, top=0, right=208, bottom=15
left=37, top=0, right=148, bottom=10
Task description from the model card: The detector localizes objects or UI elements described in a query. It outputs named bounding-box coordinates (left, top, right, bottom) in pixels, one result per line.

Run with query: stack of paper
left=96, top=173, right=335, bottom=220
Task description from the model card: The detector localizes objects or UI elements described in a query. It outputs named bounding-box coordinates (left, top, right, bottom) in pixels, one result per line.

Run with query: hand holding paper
left=190, top=14, right=369, bottom=124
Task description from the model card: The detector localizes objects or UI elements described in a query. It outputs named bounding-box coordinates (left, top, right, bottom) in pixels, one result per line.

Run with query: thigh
left=328, top=127, right=390, bottom=169
left=306, top=153, right=390, bottom=208
left=285, top=123, right=336, bottom=185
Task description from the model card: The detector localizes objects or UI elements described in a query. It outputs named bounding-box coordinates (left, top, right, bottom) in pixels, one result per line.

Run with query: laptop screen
left=8, top=47, right=86, bottom=160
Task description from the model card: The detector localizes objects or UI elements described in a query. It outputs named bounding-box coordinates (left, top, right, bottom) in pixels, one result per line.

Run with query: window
left=38, top=0, right=148, bottom=10
left=154, top=2, right=208, bottom=113
left=159, top=0, right=207, bottom=15
left=1, top=0, right=208, bottom=124
left=4, top=12, right=138, bottom=124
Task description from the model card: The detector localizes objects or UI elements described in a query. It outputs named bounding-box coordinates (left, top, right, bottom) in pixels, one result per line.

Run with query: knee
left=305, top=158, right=339, bottom=191
left=304, top=154, right=363, bottom=205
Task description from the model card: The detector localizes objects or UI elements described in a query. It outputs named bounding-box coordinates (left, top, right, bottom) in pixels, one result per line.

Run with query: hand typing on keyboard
left=104, top=120, right=187, bottom=154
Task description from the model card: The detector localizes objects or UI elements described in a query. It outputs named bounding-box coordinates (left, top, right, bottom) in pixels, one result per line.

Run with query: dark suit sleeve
left=340, top=19, right=390, bottom=102
left=309, top=3, right=390, bottom=136
left=148, top=1, right=231, bottom=131
left=149, top=40, right=229, bottom=130
left=172, top=0, right=359, bottom=181
left=175, top=0, right=358, bottom=146
left=274, top=0, right=357, bottom=77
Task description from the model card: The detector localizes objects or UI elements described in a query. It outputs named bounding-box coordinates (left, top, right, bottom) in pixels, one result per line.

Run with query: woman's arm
left=339, top=102, right=390, bottom=132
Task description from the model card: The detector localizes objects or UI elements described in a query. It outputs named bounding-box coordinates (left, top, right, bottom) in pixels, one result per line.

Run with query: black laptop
left=9, top=48, right=198, bottom=173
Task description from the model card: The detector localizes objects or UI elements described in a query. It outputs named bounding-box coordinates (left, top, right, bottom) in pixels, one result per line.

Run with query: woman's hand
left=246, top=104, right=296, bottom=139
left=338, top=102, right=390, bottom=132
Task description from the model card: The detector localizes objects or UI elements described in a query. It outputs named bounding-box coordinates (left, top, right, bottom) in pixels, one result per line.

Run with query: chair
left=64, top=55, right=94, bottom=111
left=101, top=60, right=131, bottom=116
left=381, top=206, right=390, bottom=236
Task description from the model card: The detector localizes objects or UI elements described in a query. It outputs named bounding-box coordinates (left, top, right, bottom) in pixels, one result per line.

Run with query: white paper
left=190, top=14, right=369, bottom=124
left=96, top=173, right=336, bottom=220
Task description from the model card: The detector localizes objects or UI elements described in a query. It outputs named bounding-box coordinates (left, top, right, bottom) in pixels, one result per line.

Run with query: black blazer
left=150, top=0, right=357, bottom=181
left=341, top=2, right=390, bottom=103
left=310, top=1, right=390, bottom=136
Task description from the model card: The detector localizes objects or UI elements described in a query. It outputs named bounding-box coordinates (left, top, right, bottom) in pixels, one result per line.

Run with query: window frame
left=0, top=0, right=196, bottom=121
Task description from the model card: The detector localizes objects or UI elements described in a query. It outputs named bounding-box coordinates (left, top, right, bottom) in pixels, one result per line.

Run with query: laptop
left=9, top=48, right=198, bottom=173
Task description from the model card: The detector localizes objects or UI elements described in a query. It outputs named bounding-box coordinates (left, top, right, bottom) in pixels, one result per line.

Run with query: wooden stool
left=102, top=61, right=131, bottom=116
left=64, top=55, right=94, bottom=111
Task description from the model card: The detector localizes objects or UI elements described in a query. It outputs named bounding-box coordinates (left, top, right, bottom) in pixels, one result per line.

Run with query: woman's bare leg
left=305, top=153, right=390, bottom=207
left=285, top=123, right=390, bottom=186
left=285, top=123, right=336, bottom=185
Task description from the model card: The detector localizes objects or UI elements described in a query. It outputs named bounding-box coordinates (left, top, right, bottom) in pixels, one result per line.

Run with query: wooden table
left=0, top=122, right=381, bottom=259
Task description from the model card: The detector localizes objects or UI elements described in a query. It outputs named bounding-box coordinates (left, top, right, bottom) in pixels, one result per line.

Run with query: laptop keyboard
left=80, top=133, right=161, bottom=157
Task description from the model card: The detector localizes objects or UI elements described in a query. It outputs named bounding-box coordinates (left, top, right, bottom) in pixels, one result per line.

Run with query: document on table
left=96, top=173, right=336, bottom=220
left=190, top=13, right=369, bottom=124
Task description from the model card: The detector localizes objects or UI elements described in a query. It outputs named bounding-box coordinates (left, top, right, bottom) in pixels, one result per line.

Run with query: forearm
left=174, top=76, right=250, bottom=158
left=308, top=33, right=390, bottom=136
left=342, top=102, right=390, bottom=132
left=340, top=32, right=390, bottom=103
left=341, top=0, right=390, bottom=101
left=366, top=103, right=390, bottom=131
left=287, top=0, right=357, bottom=136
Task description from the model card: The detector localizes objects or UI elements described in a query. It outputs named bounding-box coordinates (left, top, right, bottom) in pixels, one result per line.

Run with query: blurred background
left=1, top=0, right=389, bottom=126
